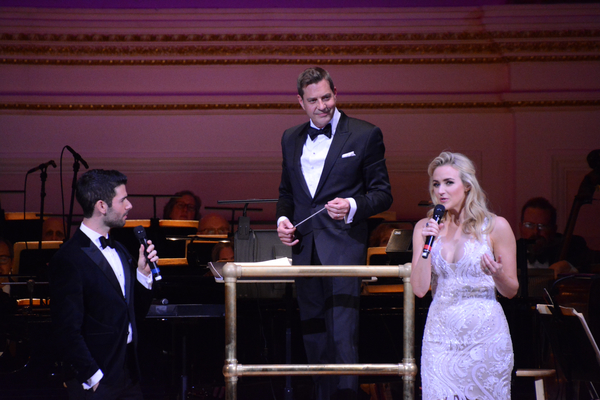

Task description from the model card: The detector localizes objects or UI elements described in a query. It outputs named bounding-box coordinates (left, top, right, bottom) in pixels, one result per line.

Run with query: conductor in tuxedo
left=277, top=67, right=393, bottom=400
left=49, top=169, right=158, bottom=400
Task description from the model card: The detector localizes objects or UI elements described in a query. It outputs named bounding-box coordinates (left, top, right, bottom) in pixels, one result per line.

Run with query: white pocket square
left=342, top=151, right=356, bottom=158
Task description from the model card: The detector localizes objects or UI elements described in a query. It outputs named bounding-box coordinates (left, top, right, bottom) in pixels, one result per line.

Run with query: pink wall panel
left=1, top=4, right=599, bottom=251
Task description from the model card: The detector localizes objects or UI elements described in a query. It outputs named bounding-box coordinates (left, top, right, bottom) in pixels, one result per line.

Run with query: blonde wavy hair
left=427, top=151, right=493, bottom=240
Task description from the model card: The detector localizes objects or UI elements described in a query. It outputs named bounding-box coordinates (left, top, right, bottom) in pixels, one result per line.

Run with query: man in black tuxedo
left=50, top=169, right=158, bottom=400
left=277, top=67, right=393, bottom=400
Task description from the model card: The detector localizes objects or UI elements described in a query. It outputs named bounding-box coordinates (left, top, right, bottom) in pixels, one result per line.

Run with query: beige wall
left=1, top=5, right=599, bottom=247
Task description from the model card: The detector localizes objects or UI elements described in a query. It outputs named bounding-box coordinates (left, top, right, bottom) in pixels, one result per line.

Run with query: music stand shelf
left=536, top=303, right=600, bottom=397
left=12, top=241, right=62, bottom=275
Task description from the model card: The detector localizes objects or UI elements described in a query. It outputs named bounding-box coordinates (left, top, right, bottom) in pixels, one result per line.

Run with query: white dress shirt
left=292, top=108, right=357, bottom=223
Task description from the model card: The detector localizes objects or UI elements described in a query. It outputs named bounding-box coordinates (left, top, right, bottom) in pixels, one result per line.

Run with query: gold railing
left=221, top=262, right=417, bottom=400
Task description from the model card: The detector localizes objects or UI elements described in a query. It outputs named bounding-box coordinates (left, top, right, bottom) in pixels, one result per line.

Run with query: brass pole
left=401, top=264, right=416, bottom=400
left=223, top=263, right=238, bottom=400
left=236, top=363, right=414, bottom=376
left=230, top=264, right=404, bottom=279
left=221, top=262, right=417, bottom=400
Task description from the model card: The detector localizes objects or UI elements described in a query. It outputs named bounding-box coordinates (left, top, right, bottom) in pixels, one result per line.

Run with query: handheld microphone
left=133, top=225, right=162, bottom=281
left=26, top=160, right=56, bottom=174
left=421, top=204, right=445, bottom=259
left=65, top=146, right=89, bottom=169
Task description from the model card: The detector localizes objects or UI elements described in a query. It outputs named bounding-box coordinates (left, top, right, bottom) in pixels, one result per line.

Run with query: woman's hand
left=481, top=253, right=504, bottom=276
left=421, top=217, right=443, bottom=241
left=411, top=217, right=443, bottom=298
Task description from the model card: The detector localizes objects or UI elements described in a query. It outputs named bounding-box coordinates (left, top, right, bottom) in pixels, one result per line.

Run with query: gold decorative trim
left=1, top=41, right=598, bottom=58
left=2, top=28, right=598, bottom=63
left=2, top=100, right=599, bottom=111
left=1, top=30, right=599, bottom=43
left=1, top=55, right=599, bottom=65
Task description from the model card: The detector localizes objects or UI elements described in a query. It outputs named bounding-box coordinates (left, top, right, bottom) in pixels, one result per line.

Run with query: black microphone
left=421, top=204, right=445, bottom=259
left=65, top=146, right=89, bottom=169
left=26, top=160, right=56, bottom=174
left=133, top=225, right=162, bottom=281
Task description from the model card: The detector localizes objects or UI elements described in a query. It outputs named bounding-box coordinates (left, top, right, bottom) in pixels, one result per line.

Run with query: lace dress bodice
left=420, top=230, right=513, bottom=400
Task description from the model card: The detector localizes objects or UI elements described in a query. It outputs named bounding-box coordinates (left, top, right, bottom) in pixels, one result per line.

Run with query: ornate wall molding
left=2, top=6, right=599, bottom=63
left=2, top=55, right=599, bottom=65
left=1, top=99, right=599, bottom=111
left=1, top=31, right=598, bottom=65
left=2, top=31, right=600, bottom=43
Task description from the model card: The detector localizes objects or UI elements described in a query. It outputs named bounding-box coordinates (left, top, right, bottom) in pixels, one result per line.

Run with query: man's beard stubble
left=105, top=208, right=127, bottom=229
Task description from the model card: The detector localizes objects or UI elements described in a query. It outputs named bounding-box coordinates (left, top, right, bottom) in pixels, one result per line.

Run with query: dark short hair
left=76, top=169, right=128, bottom=218
left=520, top=197, right=557, bottom=226
left=162, top=190, right=202, bottom=220
left=297, top=67, right=335, bottom=98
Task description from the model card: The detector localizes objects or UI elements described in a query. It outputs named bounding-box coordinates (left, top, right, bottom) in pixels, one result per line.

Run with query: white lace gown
left=421, top=230, right=514, bottom=400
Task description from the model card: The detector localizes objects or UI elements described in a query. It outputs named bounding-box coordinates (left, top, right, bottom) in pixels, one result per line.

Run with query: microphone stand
left=66, top=158, right=83, bottom=241
left=37, top=166, right=50, bottom=250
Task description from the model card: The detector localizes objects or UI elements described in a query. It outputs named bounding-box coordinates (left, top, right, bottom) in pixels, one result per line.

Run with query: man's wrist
left=83, top=369, right=103, bottom=390
left=277, top=216, right=289, bottom=227
left=345, top=197, right=357, bottom=223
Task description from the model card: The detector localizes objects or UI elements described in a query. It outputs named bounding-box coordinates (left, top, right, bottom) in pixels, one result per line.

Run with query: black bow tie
left=100, top=236, right=115, bottom=249
left=308, top=124, right=332, bottom=140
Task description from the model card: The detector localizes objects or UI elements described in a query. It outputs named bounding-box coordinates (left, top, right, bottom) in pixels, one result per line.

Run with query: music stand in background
left=186, top=235, right=230, bottom=269
left=362, top=229, right=413, bottom=294
left=537, top=292, right=600, bottom=399
left=222, top=199, right=291, bottom=298
left=1, top=212, right=43, bottom=244
left=205, top=205, right=264, bottom=236
left=157, top=220, right=200, bottom=259
left=384, top=229, right=413, bottom=265
left=110, top=219, right=199, bottom=260
left=215, top=199, right=280, bottom=263
left=520, top=268, right=556, bottom=300
left=11, top=241, right=61, bottom=302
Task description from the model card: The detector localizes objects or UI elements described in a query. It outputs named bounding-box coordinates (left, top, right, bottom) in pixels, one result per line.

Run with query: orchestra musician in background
left=163, top=190, right=202, bottom=221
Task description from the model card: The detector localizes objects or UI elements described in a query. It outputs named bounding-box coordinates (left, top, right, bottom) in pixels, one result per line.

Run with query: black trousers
left=295, top=246, right=361, bottom=400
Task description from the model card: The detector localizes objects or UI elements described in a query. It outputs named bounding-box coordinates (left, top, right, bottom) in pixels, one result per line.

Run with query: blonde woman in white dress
left=411, top=152, right=519, bottom=400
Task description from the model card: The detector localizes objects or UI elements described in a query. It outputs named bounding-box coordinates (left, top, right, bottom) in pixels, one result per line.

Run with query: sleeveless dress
left=421, top=227, right=514, bottom=400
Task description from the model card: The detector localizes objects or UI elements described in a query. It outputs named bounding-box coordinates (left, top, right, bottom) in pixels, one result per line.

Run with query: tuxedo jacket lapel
left=115, top=243, right=134, bottom=304
left=314, top=112, right=351, bottom=199
left=294, top=123, right=313, bottom=199
left=81, top=241, right=124, bottom=299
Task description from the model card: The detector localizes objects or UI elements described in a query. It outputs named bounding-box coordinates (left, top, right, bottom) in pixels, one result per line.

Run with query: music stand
left=384, top=229, right=413, bottom=265
left=520, top=268, right=555, bottom=299
left=11, top=241, right=61, bottom=302
left=12, top=241, right=62, bottom=276
left=537, top=294, right=600, bottom=398
left=1, top=212, right=43, bottom=244
left=110, top=219, right=199, bottom=259
left=186, top=236, right=230, bottom=268
left=157, top=220, right=199, bottom=259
